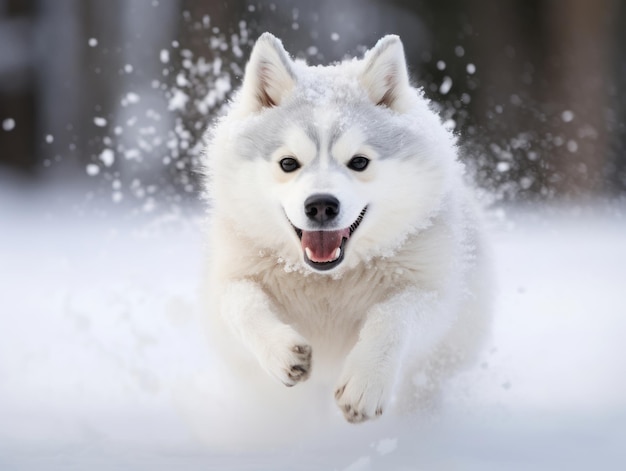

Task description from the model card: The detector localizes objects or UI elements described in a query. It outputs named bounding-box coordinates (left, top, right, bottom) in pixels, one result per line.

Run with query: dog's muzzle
left=291, top=195, right=367, bottom=271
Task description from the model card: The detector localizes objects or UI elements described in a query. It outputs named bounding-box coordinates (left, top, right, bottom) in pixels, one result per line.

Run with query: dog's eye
left=347, top=155, right=370, bottom=172
left=279, top=157, right=301, bottom=173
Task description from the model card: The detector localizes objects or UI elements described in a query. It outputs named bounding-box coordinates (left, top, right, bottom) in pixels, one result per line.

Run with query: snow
left=375, top=438, right=398, bottom=455
left=561, top=110, right=575, bottom=122
left=0, top=185, right=625, bottom=469
left=439, top=76, right=452, bottom=95
left=99, top=148, right=115, bottom=167
left=167, top=89, right=188, bottom=111
left=85, top=163, right=100, bottom=176
left=567, top=140, right=578, bottom=153
left=123, top=92, right=141, bottom=105
left=93, top=117, right=107, bottom=127
left=2, top=118, right=15, bottom=131
left=497, top=161, right=511, bottom=172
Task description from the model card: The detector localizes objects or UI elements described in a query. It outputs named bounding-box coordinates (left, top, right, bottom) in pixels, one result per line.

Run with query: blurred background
left=1, top=0, right=625, bottom=212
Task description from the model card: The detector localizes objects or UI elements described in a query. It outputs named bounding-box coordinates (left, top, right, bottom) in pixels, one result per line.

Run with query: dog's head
left=206, top=33, right=459, bottom=274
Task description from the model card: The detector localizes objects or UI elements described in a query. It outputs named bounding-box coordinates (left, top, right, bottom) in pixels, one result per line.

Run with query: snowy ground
left=1, top=182, right=625, bottom=470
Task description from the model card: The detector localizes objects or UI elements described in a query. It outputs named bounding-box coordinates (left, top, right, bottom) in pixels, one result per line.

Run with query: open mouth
left=293, top=207, right=367, bottom=271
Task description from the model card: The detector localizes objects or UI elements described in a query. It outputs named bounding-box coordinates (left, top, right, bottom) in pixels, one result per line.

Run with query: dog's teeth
left=334, top=247, right=341, bottom=260
left=305, top=247, right=313, bottom=260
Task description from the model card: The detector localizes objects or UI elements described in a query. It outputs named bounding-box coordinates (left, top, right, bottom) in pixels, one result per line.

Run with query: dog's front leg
left=220, top=279, right=312, bottom=387
left=334, top=289, right=440, bottom=423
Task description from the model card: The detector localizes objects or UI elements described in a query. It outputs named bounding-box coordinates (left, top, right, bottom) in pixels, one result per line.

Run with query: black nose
left=304, top=194, right=340, bottom=224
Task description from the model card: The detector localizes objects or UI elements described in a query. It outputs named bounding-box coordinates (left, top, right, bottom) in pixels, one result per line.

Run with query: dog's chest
left=260, top=263, right=400, bottom=336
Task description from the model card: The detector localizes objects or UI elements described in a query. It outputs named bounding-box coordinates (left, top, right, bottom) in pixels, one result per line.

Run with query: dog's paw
left=260, top=328, right=312, bottom=387
left=281, top=343, right=312, bottom=386
left=334, top=369, right=388, bottom=424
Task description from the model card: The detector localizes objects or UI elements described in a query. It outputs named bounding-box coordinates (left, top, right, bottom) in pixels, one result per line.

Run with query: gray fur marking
left=234, top=90, right=422, bottom=164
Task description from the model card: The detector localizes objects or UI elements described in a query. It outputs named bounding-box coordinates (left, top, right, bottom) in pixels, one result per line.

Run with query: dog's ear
left=240, top=33, right=296, bottom=113
left=360, top=35, right=411, bottom=112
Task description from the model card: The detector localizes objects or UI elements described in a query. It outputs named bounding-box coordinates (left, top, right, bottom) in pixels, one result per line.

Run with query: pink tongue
left=301, top=229, right=350, bottom=263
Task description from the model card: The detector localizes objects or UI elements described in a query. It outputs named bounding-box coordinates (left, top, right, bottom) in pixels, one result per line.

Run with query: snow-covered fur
left=201, top=33, right=490, bottom=440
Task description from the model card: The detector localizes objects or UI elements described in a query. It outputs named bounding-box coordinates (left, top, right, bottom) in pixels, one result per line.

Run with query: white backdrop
left=1, top=185, right=625, bottom=470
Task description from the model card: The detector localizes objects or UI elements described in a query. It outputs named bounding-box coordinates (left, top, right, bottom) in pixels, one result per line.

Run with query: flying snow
left=86, top=163, right=100, bottom=176
left=99, top=148, right=115, bottom=167
left=2, top=117, right=15, bottom=131
left=561, top=110, right=575, bottom=122
left=439, top=76, right=453, bottom=95
left=93, top=116, right=107, bottom=127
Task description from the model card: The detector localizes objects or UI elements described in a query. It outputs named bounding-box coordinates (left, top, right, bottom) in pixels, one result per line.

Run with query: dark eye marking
left=347, top=155, right=370, bottom=172
left=279, top=156, right=301, bottom=173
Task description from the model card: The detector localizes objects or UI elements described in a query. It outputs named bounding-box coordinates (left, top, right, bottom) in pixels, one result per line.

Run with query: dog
left=201, top=32, right=490, bottom=430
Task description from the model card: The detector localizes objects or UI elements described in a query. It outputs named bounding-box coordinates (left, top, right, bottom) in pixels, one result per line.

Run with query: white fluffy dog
left=201, top=33, right=490, bottom=433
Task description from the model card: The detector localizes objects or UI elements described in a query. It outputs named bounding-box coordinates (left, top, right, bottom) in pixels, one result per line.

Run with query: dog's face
left=207, top=34, right=457, bottom=274
left=270, top=111, right=372, bottom=272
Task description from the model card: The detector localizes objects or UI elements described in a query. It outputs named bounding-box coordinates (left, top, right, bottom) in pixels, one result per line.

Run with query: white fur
left=202, top=33, right=491, bottom=434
